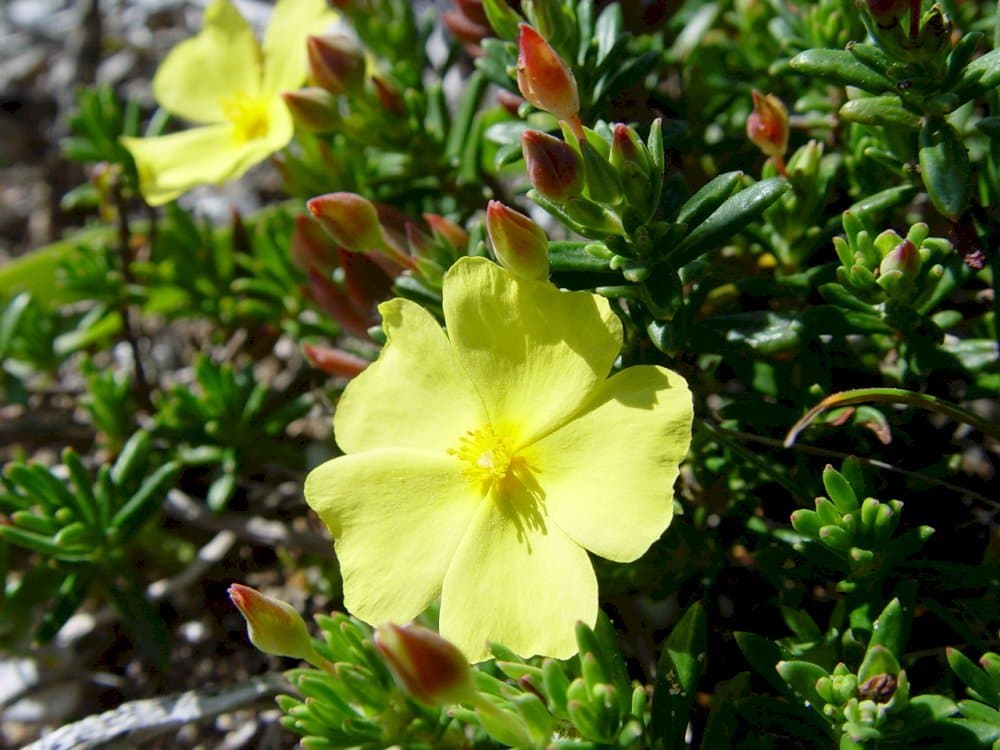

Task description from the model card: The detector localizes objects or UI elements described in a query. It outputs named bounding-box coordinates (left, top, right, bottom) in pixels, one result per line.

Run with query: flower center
left=449, top=425, right=524, bottom=494
left=221, top=92, right=270, bottom=143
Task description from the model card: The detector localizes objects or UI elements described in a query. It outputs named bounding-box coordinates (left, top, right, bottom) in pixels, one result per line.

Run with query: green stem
left=784, top=387, right=1000, bottom=447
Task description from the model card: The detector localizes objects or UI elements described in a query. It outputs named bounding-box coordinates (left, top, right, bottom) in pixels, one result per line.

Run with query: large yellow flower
left=121, top=0, right=335, bottom=205
left=305, top=257, right=693, bottom=662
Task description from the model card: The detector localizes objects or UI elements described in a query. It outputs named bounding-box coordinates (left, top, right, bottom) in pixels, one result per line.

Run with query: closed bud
left=290, top=214, right=338, bottom=275
left=486, top=200, right=550, bottom=280
left=521, top=129, right=583, bottom=202
left=282, top=87, right=340, bottom=133
left=374, top=623, right=476, bottom=705
left=228, top=584, right=317, bottom=661
left=307, top=268, right=374, bottom=339
left=747, top=90, right=789, bottom=158
left=443, top=9, right=491, bottom=48
left=303, top=343, right=370, bottom=378
left=423, top=213, right=470, bottom=249
left=307, top=192, right=386, bottom=252
left=878, top=238, right=919, bottom=278
left=516, top=24, right=579, bottom=122
left=865, top=0, right=909, bottom=28
left=372, top=76, right=404, bottom=115
left=609, top=123, right=650, bottom=175
left=307, top=33, right=366, bottom=94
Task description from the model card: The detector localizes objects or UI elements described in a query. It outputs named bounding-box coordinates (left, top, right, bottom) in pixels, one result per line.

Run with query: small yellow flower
left=121, top=0, right=336, bottom=205
left=305, top=257, right=693, bottom=662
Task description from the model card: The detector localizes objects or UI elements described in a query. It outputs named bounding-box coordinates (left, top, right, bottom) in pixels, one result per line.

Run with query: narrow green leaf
left=948, top=648, right=1000, bottom=707
left=110, top=461, right=180, bottom=536
left=36, top=570, right=93, bottom=643
left=839, top=95, right=920, bottom=130
left=650, top=602, right=707, bottom=750
left=674, top=171, right=743, bottom=228
left=669, top=178, right=790, bottom=267
left=790, top=49, right=895, bottom=93
left=823, top=465, right=860, bottom=515
left=776, top=660, right=829, bottom=708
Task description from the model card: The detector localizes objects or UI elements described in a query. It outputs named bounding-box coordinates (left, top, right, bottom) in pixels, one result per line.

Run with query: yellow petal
left=121, top=103, right=291, bottom=205
left=152, top=0, right=262, bottom=124
left=529, top=366, right=693, bottom=562
left=443, top=257, right=621, bottom=446
left=334, top=297, right=488, bottom=454
left=262, top=0, right=338, bottom=94
left=305, top=449, right=479, bottom=625
left=440, top=492, right=597, bottom=662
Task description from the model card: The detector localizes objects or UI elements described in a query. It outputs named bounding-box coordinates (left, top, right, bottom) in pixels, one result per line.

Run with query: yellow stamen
left=449, top=425, right=525, bottom=494
left=221, top=92, right=270, bottom=143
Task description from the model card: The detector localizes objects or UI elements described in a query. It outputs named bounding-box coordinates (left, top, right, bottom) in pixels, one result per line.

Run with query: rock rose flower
left=121, top=0, right=335, bottom=205
left=305, top=257, right=693, bottom=662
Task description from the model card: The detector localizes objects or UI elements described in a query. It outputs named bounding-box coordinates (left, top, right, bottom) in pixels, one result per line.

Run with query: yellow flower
left=121, top=0, right=336, bottom=205
left=305, top=257, right=693, bottom=662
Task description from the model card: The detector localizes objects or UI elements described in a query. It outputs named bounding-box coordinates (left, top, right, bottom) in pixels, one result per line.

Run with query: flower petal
left=152, top=0, right=262, bottom=124
left=305, top=449, right=478, bottom=625
left=443, top=257, right=621, bottom=446
left=529, top=365, right=693, bottom=562
left=262, top=0, right=338, bottom=94
left=440, top=491, right=597, bottom=662
left=121, top=105, right=290, bottom=206
left=333, top=297, right=487, bottom=454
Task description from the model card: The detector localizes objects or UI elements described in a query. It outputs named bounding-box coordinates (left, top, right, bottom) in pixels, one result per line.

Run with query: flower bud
left=307, top=192, right=386, bottom=252
left=747, top=90, right=789, bottom=158
left=864, top=0, right=908, bottom=28
left=282, top=88, right=340, bottom=133
left=372, top=76, right=404, bottom=115
left=307, top=34, right=366, bottom=94
left=228, top=583, right=317, bottom=661
left=290, top=214, right=338, bottom=275
left=303, top=343, right=370, bottom=378
left=521, top=130, right=583, bottom=202
left=486, top=201, right=550, bottom=281
left=877, top=238, right=920, bottom=296
left=374, top=623, right=476, bottom=705
left=609, top=123, right=650, bottom=175
left=423, top=213, right=470, bottom=250
left=516, top=24, right=579, bottom=122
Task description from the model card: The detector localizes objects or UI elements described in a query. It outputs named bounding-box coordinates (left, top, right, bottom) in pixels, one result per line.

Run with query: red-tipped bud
left=372, top=76, right=404, bottom=115
left=303, top=343, right=370, bottom=378
left=521, top=129, right=584, bottom=202
left=283, top=87, right=340, bottom=133
left=423, top=213, right=470, bottom=249
left=307, top=33, right=366, bottom=94
left=609, top=123, right=649, bottom=174
left=228, top=584, right=316, bottom=660
left=879, top=238, right=920, bottom=279
left=290, top=214, right=339, bottom=275
left=307, top=192, right=386, bottom=252
left=374, top=623, right=476, bottom=705
left=747, top=90, right=789, bottom=158
left=516, top=24, right=579, bottom=121
left=486, top=200, right=550, bottom=281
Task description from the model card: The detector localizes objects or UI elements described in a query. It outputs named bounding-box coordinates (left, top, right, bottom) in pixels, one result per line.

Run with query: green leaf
left=669, top=178, right=790, bottom=267
left=36, top=570, right=93, bottom=643
left=650, top=601, right=707, bottom=750
left=839, top=95, right=921, bottom=130
left=481, top=0, right=522, bottom=40
left=110, top=461, right=180, bottom=537
left=674, top=171, right=743, bottom=228
left=790, top=49, right=895, bottom=93
left=823, top=465, right=860, bottom=515
left=948, top=648, right=1000, bottom=707
left=869, top=598, right=908, bottom=660
left=776, top=660, right=829, bottom=709
left=919, top=118, right=972, bottom=219
left=858, top=644, right=901, bottom=682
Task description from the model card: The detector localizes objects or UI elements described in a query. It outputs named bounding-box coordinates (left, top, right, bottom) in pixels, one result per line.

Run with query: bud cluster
left=777, top=598, right=916, bottom=746
left=789, top=465, right=933, bottom=589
